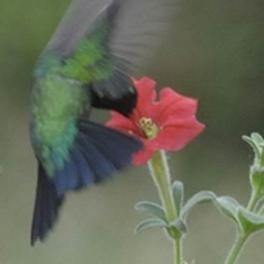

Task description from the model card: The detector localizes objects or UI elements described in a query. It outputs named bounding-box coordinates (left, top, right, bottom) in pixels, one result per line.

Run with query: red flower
left=106, top=77, right=205, bottom=165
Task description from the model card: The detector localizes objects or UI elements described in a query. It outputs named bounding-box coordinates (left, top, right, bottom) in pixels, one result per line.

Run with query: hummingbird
left=30, top=0, right=174, bottom=245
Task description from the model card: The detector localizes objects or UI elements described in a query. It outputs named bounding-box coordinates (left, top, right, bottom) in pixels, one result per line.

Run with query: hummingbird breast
left=31, top=74, right=88, bottom=176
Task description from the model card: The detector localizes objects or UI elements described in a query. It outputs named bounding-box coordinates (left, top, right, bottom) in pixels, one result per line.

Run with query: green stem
left=148, top=151, right=183, bottom=264
left=148, top=151, right=177, bottom=222
left=247, top=191, right=259, bottom=211
left=224, top=188, right=257, bottom=264
left=224, top=234, right=248, bottom=264
left=174, top=239, right=183, bottom=264
left=259, top=206, right=264, bottom=215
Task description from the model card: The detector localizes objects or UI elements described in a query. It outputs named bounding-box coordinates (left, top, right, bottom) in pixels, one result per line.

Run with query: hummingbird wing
left=43, top=0, right=176, bottom=115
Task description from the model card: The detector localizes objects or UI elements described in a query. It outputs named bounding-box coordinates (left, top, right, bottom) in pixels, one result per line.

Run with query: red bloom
left=106, top=77, right=205, bottom=165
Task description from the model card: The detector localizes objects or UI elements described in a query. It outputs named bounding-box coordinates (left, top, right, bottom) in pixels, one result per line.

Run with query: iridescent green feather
left=59, top=22, right=113, bottom=83
left=32, top=20, right=117, bottom=177
left=32, top=75, right=87, bottom=176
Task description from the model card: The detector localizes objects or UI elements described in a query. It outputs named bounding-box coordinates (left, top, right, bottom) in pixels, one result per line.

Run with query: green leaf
left=250, top=166, right=264, bottom=198
left=170, top=219, right=188, bottom=234
left=172, top=181, right=184, bottom=215
left=215, top=196, right=240, bottom=223
left=135, top=218, right=167, bottom=233
left=243, top=133, right=264, bottom=199
left=135, top=201, right=166, bottom=220
left=181, top=191, right=216, bottom=220
left=251, top=133, right=264, bottom=145
left=242, top=134, right=262, bottom=160
left=255, top=197, right=264, bottom=212
left=238, top=207, right=264, bottom=234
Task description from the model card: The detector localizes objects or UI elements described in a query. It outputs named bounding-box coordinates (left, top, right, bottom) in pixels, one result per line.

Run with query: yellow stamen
left=139, top=117, right=159, bottom=139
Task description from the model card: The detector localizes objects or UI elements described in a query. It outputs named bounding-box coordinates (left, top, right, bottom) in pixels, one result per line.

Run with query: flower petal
left=155, top=88, right=198, bottom=125
left=106, top=111, right=138, bottom=134
left=133, top=77, right=158, bottom=118
left=134, top=77, right=157, bottom=104
left=155, top=117, right=205, bottom=151
left=133, top=140, right=157, bottom=165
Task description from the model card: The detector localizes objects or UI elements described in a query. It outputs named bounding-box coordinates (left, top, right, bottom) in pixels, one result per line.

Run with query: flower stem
left=259, top=206, right=264, bottom=215
left=148, top=151, right=177, bottom=221
left=224, top=234, right=248, bottom=264
left=224, top=187, right=257, bottom=264
left=174, top=238, right=183, bottom=264
left=148, top=151, right=183, bottom=264
left=247, top=191, right=259, bottom=212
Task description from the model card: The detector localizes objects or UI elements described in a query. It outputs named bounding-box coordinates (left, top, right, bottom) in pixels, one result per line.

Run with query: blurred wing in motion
left=43, top=0, right=177, bottom=115
left=46, top=0, right=176, bottom=67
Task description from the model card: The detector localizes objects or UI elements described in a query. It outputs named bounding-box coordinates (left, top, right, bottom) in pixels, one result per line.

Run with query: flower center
left=139, top=117, right=159, bottom=139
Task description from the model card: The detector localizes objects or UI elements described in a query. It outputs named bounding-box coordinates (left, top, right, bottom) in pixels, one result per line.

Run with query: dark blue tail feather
left=71, top=146, right=95, bottom=187
left=77, top=133, right=116, bottom=183
left=53, top=155, right=79, bottom=196
left=81, top=121, right=140, bottom=169
left=31, top=164, right=64, bottom=246
left=53, top=120, right=142, bottom=195
left=31, top=120, right=142, bottom=244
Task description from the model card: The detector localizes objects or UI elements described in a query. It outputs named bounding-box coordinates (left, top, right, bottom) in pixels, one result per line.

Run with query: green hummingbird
left=30, top=0, right=173, bottom=245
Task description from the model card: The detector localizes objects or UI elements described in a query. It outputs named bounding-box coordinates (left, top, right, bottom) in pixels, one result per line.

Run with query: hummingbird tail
left=30, top=120, right=142, bottom=245
left=31, top=164, right=64, bottom=246
left=52, top=119, right=143, bottom=196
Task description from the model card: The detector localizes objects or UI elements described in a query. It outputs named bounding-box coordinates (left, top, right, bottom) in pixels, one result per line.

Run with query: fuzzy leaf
left=170, top=219, right=188, bottom=234
left=242, top=134, right=262, bottom=160
left=215, top=196, right=240, bottom=223
left=135, top=218, right=167, bottom=233
left=135, top=201, right=166, bottom=220
left=243, top=133, right=264, bottom=167
left=255, top=197, right=264, bottom=212
left=250, top=166, right=264, bottom=198
left=181, top=191, right=216, bottom=220
left=238, top=207, right=264, bottom=234
left=251, top=133, right=264, bottom=145
left=172, top=181, right=184, bottom=215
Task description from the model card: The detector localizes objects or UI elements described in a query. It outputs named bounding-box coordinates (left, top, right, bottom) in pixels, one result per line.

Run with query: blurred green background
left=1, top=0, right=264, bottom=263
